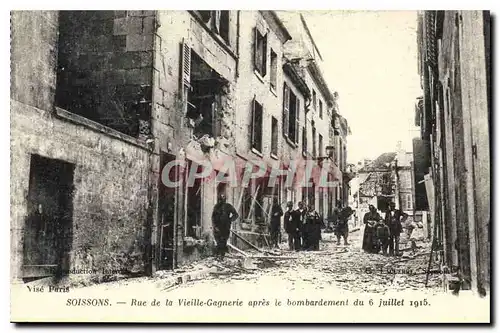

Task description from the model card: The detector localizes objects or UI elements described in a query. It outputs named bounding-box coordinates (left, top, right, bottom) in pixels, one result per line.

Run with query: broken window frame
left=251, top=98, right=263, bottom=153
left=183, top=47, right=226, bottom=139
left=253, top=27, right=267, bottom=77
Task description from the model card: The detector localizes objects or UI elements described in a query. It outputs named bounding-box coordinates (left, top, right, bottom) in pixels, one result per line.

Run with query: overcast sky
left=303, top=11, right=422, bottom=164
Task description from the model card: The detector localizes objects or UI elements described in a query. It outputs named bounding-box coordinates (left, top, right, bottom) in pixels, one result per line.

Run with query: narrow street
left=73, top=229, right=443, bottom=296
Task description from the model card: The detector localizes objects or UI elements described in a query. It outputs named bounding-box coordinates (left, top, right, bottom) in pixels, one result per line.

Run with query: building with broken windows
left=10, top=10, right=350, bottom=281
left=415, top=11, right=490, bottom=295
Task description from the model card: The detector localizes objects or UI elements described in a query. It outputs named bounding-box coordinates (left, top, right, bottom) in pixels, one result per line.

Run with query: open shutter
left=253, top=27, right=258, bottom=71
left=295, top=98, right=300, bottom=144
left=181, top=38, right=191, bottom=88
left=251, top=98, right=256, bottom=149
left=262, top=33, right=268, bottom=77
left=282, top=84, right=289, bottom=138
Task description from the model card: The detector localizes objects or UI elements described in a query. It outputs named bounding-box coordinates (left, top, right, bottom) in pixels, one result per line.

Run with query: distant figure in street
left=291, top=201, right=306, bottom=251
left=335, top=205, right=354, bottom=245
left=304, top=204, right=322, bottom=251
left=283, top=201, right=297, bottom=251
left=211, top=194, right=239, bottom=260
left=384, top=202, right=408, bottom=256
left=362, top=205, right=382, bottom=253
left=269, top=198, right=283, bottom=248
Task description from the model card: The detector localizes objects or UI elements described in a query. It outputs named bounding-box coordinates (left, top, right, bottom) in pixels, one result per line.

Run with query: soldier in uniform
left=211, top=194, right=239, bottom=260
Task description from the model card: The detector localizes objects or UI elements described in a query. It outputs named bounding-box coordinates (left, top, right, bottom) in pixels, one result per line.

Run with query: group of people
left=211, top=193, right=357, bottom=261
left=275, top=200, right=322, bottom=252
left=361, top=202, right=408, bottom=256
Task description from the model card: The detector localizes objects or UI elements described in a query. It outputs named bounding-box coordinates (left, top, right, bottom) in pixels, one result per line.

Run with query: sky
left=303, top=11, right=422, bottom=164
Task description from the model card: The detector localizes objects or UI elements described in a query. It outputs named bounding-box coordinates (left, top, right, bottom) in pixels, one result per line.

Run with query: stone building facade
left=10, top=10, right=349, bottom=281
left=415, top=10, right=490, bottom=295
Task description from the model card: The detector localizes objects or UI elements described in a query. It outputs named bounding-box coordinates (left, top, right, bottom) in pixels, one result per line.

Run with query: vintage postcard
left=10, top=9, right=491, bottom=323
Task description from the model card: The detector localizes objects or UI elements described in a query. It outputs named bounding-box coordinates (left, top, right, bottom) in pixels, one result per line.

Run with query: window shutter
left=262, top=33, right=268, bottom=76
left=295, top=98, right=300, bottom=144
left=181, top=38, right=191, bottom=88
left=251, top=98, right=256, bottom=148
left=253, top=27, right=258, bottom=71
left=282, top=84, right=289, bottom=138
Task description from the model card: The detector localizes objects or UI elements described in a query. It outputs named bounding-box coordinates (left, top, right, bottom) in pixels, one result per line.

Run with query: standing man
left=335, top=206, right=354, bottom=246
left=384, top=202, right=408, bottom=256
left=283, top=201, right=296, bottom=251
left=212, top=194, right=239, bottom=260
left=292, top=201, right=306, bottom=251
left=269, top=198, right=283, bottom=248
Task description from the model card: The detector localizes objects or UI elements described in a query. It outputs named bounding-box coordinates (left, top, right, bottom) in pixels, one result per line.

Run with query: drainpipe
left=235, top=10, right=240, bottom=79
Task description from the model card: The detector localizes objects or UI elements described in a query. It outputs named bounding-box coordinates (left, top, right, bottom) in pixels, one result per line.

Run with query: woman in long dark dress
left=362, top=205, right=383, bottom=253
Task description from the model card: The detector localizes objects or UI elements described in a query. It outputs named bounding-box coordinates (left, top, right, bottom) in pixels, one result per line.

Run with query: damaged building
left=10, top=10, right=350, bottom=281
left=415, top=11, right=490, bottom=295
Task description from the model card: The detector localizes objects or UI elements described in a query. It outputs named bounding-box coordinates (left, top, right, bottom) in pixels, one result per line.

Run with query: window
left=270, top=49, right=277, bottom=91
left=282, top=83, right=299, bottom=144
left=254, top=28, right=267, bottom=77
left=319, top=134, right=323, bottom=157
left=184, top=49, right=226, bottom=139
left=271, top=117, right=278, bottom=156
left=196, top=11, right=230, bottom=45
left=312, top=126, right=317, bottom=158
left=319, top=100, right=323, bottom=119
left=406, top=194, right=413, bottom=210
left=302, top=127, right=307, bottom=154
left=251, top=99, right=263, bottom=152
left=219, top=11, right=230, bottom=44
left=312, top=90, right=317, bottom=110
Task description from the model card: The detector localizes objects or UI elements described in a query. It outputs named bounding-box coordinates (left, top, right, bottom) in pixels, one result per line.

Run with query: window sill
left=284, top=136, right=298, bottom=148
left=188, top=11, right=238, bottom=60
left=270, top=152, right=279, bottom=160
left=251, top=147, right=263, bottom=157
left=254, top=70, right=266, bottom=83
left=270, top=86, right=277, bottom=97
left=54, top=107, right=151, bottom=151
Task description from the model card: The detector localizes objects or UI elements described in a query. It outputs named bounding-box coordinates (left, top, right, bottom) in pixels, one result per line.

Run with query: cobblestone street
left=71, top=229, right=443, bottom=296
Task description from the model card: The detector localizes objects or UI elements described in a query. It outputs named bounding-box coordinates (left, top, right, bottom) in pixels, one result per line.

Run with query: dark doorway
left=158, top=153, right=177, bottom=270
left=23, top=154, right=75, bottom=280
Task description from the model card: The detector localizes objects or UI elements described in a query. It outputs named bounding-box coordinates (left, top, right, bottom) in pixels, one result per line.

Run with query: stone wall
left=10, top=11, right=153, bottom=281
left=55, top=10, right=155, bottom=138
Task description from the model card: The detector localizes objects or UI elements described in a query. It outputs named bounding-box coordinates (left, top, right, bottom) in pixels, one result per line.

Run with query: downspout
left=235, top=10, right=240, bottom=78
left=146, top=10, right=160, bottom=276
